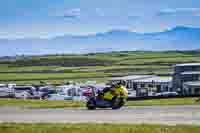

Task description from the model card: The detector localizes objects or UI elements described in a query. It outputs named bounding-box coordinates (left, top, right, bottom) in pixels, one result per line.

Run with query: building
left=110, top=63, right=200, bottom=96
left=133, top=76, right=172, bottom=96
left=110, top=75, right=172, bottom=97
left=172, top=63, right=200, bottom=95
left=183, top=81, right=200, bottom=95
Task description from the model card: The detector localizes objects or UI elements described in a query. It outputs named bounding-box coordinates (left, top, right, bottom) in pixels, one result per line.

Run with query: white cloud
left=128, top=15, right=141, bottom=20
left=64, top=8, right=80, bottom=18
left=56, top=8, right=81, bottom=18
left=158, top=8, right=200, bottom=16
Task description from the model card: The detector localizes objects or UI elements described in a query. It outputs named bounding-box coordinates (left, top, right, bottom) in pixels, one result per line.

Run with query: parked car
left=0, top=84, right=14, bottom=98
left=155, top=91, right=179, bottom=97
left=82, top=87, right=93, bottom=97
left=14, top=86, right=37, bottom=99
left=47, top=94, right=73, bottom=101
left=37, top=86, right=57, bottom=99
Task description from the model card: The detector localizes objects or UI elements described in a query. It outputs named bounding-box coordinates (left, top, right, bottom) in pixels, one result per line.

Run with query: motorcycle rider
left=100, top=80, right=128, bottom=103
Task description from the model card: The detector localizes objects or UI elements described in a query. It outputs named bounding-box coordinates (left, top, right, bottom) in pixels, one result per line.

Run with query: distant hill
left=0, top=26, right=200, bottom=56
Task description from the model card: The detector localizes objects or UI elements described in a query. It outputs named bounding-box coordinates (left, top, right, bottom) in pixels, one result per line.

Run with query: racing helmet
left=114, top=80, right=127, bottom=87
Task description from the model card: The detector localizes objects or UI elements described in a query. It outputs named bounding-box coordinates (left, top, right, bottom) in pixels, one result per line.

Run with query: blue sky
left=1, top=0, right=200, bottom=38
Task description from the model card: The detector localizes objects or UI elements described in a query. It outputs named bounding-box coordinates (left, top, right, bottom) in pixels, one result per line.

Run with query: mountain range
left=0, top=26, right=200, bottom=56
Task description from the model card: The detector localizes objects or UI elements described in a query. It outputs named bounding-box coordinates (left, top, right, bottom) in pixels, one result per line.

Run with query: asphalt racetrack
left=0, top=105, right=200, bottom=125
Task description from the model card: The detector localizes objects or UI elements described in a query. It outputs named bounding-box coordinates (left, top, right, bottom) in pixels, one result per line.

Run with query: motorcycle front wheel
left=111, top=98, right=125, bottom=110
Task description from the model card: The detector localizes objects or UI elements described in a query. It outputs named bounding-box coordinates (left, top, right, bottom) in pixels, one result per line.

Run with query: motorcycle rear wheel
left=86, top=100, right=96, bottom=110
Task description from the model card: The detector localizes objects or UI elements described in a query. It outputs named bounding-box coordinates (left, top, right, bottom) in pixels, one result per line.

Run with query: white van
left=0, top=84, right=14, bottom=98
left=14, top=86, right=37, bottom=99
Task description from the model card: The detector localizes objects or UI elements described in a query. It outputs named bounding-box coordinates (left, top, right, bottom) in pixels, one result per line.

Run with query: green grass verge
left=0, top=123, right=200, bottom=133
left=0, top=99, right=84, bottom=108
left=0, top=97, right=199, bottom=108
left=126, top=97, right=200, bottom=106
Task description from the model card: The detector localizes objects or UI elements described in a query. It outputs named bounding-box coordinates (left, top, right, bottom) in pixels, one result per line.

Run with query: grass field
left=0, top=99, right=84, bottom=108
left=0, top=72, right=106, bottom=81
left=0, top=51, right=200, bottom=84
left=126, top=97, right=200, bottom=106
left=0, top=97, right=199, bottom=108
left=0, top=123, right=200, bottom=133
